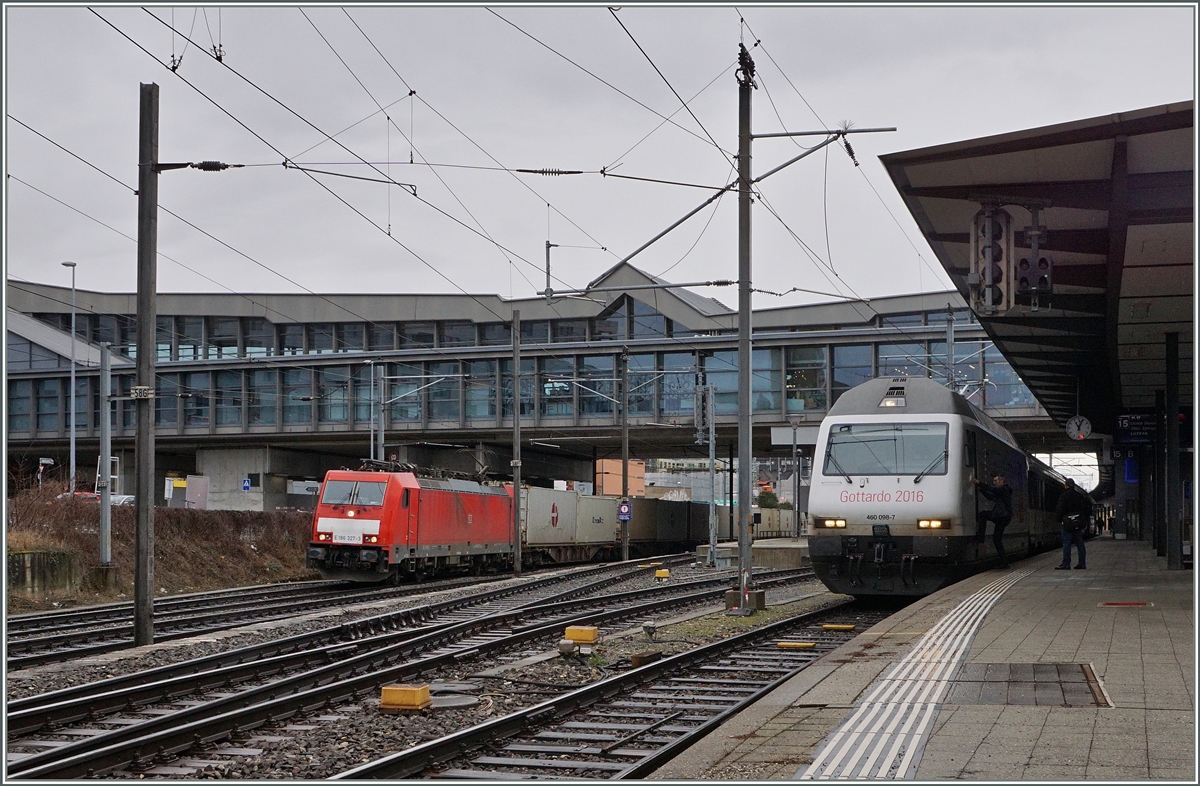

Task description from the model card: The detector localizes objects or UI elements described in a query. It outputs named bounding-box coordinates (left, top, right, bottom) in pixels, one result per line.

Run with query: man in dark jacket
left=973, top=475, right=1013, bottom=568
left=1056, top=478, right=1091, bottom=570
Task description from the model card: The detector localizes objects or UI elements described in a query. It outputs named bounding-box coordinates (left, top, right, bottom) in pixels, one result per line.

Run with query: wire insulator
left=842, top=138, right=860, bottom=167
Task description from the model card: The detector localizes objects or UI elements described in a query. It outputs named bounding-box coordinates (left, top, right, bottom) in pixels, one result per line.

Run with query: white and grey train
left=808, top=376, right=1074, bottom=597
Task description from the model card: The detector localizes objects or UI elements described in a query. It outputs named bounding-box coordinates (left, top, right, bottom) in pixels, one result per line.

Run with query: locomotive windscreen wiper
left=826, top=452, right=853, bottom=483
left=913, top=449, right=948, bottom=484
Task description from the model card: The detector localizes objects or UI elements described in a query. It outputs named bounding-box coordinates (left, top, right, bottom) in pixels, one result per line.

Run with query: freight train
left=305, top=461, right=728, bottom=583
left=807, top=376, right=1081, bottom=597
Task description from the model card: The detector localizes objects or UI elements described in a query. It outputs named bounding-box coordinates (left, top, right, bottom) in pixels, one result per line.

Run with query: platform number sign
left=618, top=501, right=632, bottom=522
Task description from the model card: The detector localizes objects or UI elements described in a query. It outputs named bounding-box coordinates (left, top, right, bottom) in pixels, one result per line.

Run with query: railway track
left=5, top=564, right=814, bottom=779
left=336, top=601, right=883, bottom=780
left=6, top=557, right=688, bottom=670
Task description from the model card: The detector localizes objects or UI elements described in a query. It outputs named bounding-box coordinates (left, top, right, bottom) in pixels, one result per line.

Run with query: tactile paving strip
left=797, top=568, right=1034, bottom=780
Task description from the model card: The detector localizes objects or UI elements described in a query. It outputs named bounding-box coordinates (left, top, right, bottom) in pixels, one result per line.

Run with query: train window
left=355, top=482, right=387, bottom=506
left=965, top=431, right=977, bottom=466
left=824, top=422, right=948, bottom=476
left=321, top=481, right=356, bottom=505
left=320, top=480, right=387, bottom=506
left=401, top=489, right=410, bottom=508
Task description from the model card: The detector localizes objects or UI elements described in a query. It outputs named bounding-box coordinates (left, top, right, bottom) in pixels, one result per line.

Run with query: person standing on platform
left=1056, top=478, right=1091, bottom=570
left=973, top=475, right=1013, bottom=568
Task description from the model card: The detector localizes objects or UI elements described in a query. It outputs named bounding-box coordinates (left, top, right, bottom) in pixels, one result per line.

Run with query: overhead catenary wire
left=138, top=11, right=543, bottom=297
left=6, top=115, right=513, bottom=370
left=121, top=10, right=534, bottom=329
left=608, top=7, right=736, bottom=172
left=88, top=12, right=955, bottom=403
left=487, top=8, right=734, bottom=159
left=736, top=10, right=950, bottom=291
left=65, top=13, right=639, bottom=393
left=604, top=60, right=735, bottom=172
left=342, top=7, right=617, bottom=264
left=324, top=9, right=597, bottom=330
left=297, top=8, right=582, bottom=293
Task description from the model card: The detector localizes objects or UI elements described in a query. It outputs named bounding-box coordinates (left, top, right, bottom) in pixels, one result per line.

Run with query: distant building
left=595, top=459, right=645, bottom=497
left=7, top=262, right=1048, bottom=511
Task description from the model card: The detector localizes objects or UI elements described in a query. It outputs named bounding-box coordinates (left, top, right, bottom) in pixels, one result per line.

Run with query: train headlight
left=823, top=519, right=846, bottom=528
left=918, top=520, right=943, bottom=529
left=364, top=534, right=379, bottom=544
left=317, top=532, right=332, bottom=541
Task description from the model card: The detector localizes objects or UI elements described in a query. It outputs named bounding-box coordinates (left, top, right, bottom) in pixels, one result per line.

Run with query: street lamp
left=62, top=261, right=77, bottom=493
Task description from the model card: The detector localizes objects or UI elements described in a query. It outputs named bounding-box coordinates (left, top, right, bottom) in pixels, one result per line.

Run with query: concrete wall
left=195, top=446, right=351, bottom=511
left=196, top=447, right=271, bottom=511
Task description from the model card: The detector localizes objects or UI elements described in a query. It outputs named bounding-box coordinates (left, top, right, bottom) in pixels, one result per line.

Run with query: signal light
left=1017, top=256, right=1053, bottom=295
left=970, top=209, right=1013, bottom=314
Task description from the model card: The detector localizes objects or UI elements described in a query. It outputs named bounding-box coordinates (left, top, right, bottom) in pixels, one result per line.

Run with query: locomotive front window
left=320, top=480, right=387, bottom=506
left=824, top=422, right=949, bottom=477
left=354, top=482, right=387, bottom=506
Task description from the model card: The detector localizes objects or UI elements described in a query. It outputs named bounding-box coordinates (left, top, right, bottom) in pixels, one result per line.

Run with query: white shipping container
left=523, top=487, right=579, bottom=546
left=577, top=496, right=620, bottom=545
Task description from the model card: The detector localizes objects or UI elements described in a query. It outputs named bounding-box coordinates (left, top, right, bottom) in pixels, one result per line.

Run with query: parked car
left=53, top=491, right=100, bottom=504
left=110, top=494, right=136, bottom=506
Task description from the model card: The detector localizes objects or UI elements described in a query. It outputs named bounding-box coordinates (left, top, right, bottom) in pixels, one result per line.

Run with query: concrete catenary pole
left=368, top=360, right=376, bottom=461
left=621, top=345, right=630, bottom=562
left=62, top=260, right=78, bottom=493
left=791, top=421, right=799, bottom=536
left=512, top=309, right=522, bottom=576
left=134, top=83, right=160, bottom=646
left=99, top=343, right=112, bottom=565
left=708, top=385, right=718, bottom=565
left=377, top=372, right=386, bottom=461
left=735, top=44, right=755, bottom=609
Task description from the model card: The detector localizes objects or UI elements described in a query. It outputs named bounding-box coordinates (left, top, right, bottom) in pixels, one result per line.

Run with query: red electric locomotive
left=306, top=464, right=514, bottom=583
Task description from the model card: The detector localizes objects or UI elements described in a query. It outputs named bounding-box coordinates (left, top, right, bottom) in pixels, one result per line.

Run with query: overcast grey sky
left=4, top=4, right=1195, bottom=311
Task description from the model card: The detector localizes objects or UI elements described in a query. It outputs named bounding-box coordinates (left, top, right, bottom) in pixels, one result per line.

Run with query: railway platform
left=649, top=536, right=1194, bottom=781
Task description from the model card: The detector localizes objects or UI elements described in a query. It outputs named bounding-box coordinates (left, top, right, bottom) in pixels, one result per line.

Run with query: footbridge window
left=786, top=346, right=827, bottom=413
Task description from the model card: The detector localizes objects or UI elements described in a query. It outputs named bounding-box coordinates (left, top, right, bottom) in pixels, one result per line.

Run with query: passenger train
left=808, top=376, right=1075, bottom=597
left=305, top=461, right=711, bottom=583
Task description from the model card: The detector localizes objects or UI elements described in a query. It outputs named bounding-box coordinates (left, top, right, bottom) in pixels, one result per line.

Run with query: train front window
left=354, top=482, right=387, bottom=506
left=320, top=480, right=387, bottom=506
left=824, top=422, right=949, bottom=477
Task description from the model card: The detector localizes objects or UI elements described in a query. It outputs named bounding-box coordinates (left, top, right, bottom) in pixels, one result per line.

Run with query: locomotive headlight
left=364, top=534, right=379, bottom=544
left=823, top=519, right=846, bottom=528
left=317, top=532, right=332, bottom=541
left=918, top=519, right=943, bottom=529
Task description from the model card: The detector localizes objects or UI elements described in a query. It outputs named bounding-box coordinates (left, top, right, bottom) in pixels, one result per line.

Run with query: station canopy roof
left=881, top=101, right=1193, bottom=432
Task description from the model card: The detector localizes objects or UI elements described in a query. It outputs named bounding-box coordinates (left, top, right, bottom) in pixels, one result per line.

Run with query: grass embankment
left=6, top=486, right=317, bottom=614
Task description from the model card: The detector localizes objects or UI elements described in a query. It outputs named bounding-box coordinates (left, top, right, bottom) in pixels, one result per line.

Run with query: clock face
left=1066, top=415, right=1092, bottom=440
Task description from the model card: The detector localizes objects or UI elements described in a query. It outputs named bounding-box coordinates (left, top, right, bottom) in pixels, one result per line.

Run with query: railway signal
left=970, top=207, right=1014, bottom=314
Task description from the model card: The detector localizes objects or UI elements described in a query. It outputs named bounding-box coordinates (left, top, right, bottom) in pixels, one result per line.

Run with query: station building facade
left=6, top=263, right=1049, bottom=511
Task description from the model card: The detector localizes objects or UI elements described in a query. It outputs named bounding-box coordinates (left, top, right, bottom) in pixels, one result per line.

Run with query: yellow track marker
left=777, top=641, right=816, bottom=649
left=822, top=623, right=856, bottom=631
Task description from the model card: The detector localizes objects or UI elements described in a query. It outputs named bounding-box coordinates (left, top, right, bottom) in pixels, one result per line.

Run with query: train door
left=403, top=487, right=415, bottom=553
left=965, top=429, right=979, bottom=530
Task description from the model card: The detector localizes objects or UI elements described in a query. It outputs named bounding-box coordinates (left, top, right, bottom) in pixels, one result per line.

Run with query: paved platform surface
left=649, top=538, right=1194, bottom=781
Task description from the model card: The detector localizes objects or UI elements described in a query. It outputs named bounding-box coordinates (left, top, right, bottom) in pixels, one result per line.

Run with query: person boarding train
left=973, top=475, right=1013, bottom=569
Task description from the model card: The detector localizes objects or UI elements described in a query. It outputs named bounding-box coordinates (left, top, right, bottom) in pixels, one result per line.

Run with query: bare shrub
left=6, top=486, right=315, bottom=610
